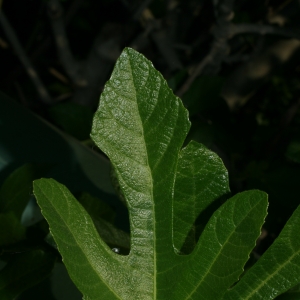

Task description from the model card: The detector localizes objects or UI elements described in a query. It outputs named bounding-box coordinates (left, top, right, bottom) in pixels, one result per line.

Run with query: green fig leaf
left=33, top=48, right=299, bottom=300
left=222, top=205, right=300, bottom=300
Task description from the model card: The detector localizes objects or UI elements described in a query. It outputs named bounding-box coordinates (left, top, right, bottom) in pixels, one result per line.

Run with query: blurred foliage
left=49, top=103, right=93, bottom=140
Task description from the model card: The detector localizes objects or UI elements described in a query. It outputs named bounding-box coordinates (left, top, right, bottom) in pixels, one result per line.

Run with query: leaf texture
left=173, top=140, right=230, bottom=253
left=222, top=205, right=300, bottom=300
left=33, top=48, right=284, bottom=300
left=91, top=46, right=193, bottom=299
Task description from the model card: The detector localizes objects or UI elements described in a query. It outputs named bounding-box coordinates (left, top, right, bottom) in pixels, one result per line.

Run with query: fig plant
left=33, top=48, right=300, bottom=299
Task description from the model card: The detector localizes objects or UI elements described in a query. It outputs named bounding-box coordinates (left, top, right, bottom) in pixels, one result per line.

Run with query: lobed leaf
left=221, top=205, right=300, bottom=300
left=173, top=140, right=230, bottom=253
left=172, top=190, right=267, bottom=300
left=33, top=48, right=298, bottom=300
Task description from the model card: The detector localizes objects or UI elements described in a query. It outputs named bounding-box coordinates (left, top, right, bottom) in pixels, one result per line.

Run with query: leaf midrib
left=127, top=52, right=157, bottom=299
left=241, top=248, right=300, bottom=300
left=37, top=184, right=123, bottom=300
left=184, top=199, right=262, bottom=300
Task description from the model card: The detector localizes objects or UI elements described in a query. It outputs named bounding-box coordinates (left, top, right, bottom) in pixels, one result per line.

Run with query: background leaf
left=0, top=250, right=55, bottom=300
left=0, top=163, right=47, bottom=219
left=34, top=48, right=273, bottom=300
left=0, top=212, right=25, bottom=246
left=78, top=192, right=115, bottom=224
left=49, top=103, right=94, bottom=141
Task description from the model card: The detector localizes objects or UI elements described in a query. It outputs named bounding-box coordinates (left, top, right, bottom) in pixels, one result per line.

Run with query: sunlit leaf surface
left=33, top=48, right=299, bottom=300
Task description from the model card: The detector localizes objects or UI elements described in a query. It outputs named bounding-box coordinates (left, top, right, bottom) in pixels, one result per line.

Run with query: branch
left=133, top=0, right=153, bottom=20
left=176, top=47, right=217, bottom=98
left=47, top=0, right=86, bottom=87
left=0, top=10, right=52, bottom=104
left=213, top=0, right=235, bottom=21
left=177, top=0, right=234, bottom=97
left=231, top=23, right=300, bottom=40
left=176, top=26, right=229, bottom=97
left=132, top=7, right=183, bottom=71
left=71, top=24, right=125, bottom=106
left=152, top=28, right=183, bottom=71
left=177, top=0, right=300, bottom=98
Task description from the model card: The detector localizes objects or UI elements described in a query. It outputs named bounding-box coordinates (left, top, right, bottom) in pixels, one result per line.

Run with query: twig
left=30, top=0, right=84, bottom=63
left=177, top=24, right=230, bottom=97
left=177, top=49, right=216, bottom=98
left=270, top=0, right=293, bottom=16
left=2, top=0, right=84, bottom=99
left=71, top=25, right=125, bottom=106
left=0, top=10, right=52, bottom=104
left=133, top=0, right=153, bottom=20
left=232, top=24, right=300, bottom=39
left=176, top=0, right=300, bottom=98
left=54, top=92, right=72, bottom=102
left=47, top=0, right=86, bottom=87
left=136, top=8, right=182, bottom=71
left=177, top=0, right=234, bottom=97
left=151, top=26, right=183, bottom=71
left=48, top=67, right=69, bottom=84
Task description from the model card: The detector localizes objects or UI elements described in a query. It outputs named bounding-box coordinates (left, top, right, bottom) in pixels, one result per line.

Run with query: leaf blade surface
left=222, top=205, right=300, bottom=300
left=172, top=190, right=268, bottom=300
left=173, top=140, right=230, bottom=253
left=33, top=48, right=279, bottom=300
left=91, top=47, right=191, bottom=298
left=33, top=179, right=129, bottom=300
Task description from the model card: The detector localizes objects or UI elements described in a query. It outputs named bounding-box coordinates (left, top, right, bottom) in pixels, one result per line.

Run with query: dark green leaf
left=173, top=140, right=230, bottom=253
left=49, top=102, right=94, bottom=141
left=44, top=192, right=130, bottom=252
left=78, top=192, right=115, bottom=224
left=0, top=163, right=47, bottom=219
left=276, top=283, right=300, bottom=300
left=222, top=205, right=300, bottom=300
left=33, top=48, right=296, bottom=300
left=0, top=250, right=55, bottom=300
left=182, top=76, right=225, bottom=116
left=0, top=212, right=26, bottom=246
left=173, top=190, right=267, bottom=300
left=78, top=193, right=129, bottom=251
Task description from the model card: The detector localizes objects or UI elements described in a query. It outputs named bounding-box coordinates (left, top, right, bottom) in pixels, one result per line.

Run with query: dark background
left=1, top=0, right=300, bottom=283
